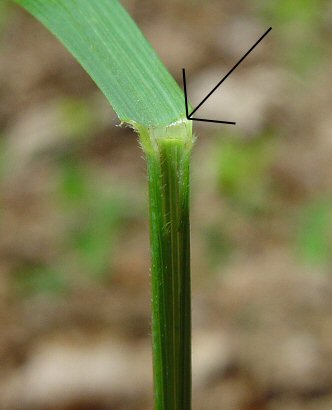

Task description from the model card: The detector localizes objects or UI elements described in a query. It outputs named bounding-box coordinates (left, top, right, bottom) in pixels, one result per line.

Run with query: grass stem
left=140, top=122, right=192, bottom=409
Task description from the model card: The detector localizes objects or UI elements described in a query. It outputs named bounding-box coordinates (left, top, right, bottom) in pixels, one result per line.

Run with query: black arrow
left=183, top=27, right=272, bottom=125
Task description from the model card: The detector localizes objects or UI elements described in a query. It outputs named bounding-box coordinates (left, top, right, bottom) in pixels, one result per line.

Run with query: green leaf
left=14, top=0, right=186, bottom=128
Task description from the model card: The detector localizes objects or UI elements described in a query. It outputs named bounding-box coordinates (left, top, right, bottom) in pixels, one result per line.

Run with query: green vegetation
left=0, top=1, right=9, bottom=36
left=15, top=157, right=136, bottom=296
left=296, top=197, right=332, bottom=267
left=14, top=0, right=186, bottom=127
left=216, top=133, right=275, bottom=213
left=258, top=0, right=329, bottom=75
left=13, top=0, right=193, bottom=408
left=58, top=159, right=134, bottom=282
left=140, top=122, right=192, bottom=409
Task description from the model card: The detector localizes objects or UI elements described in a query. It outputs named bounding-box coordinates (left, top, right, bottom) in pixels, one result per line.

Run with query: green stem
left=139, top=122, right=192, bottom=410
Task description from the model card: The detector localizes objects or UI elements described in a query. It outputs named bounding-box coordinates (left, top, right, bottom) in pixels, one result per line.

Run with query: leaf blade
left=14, top=0, right=186, bottom=127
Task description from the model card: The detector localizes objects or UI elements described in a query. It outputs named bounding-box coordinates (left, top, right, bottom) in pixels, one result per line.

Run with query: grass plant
left=13, top=1, right=193, bottom=408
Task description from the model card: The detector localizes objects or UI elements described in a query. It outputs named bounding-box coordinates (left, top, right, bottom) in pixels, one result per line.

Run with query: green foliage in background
left=0, top=1, right=9, bottom=36
left=257, top=0, right=329, bottom=75
left=59, top=159, right=138, bottom=281
left=14, top=155, right=140, bottom=297
left=15, top=266, right=67, bottom=296
left=296, top=197, right=332, bottom=267
left=263, top=0, right=321, bottom=24
left=215, top=130, right=332, bottom=271
left=60, top=98, right=98, bottom=141
left=216, top=133, right=275, bottom=213
left=204, top=223, right=233, bottom=270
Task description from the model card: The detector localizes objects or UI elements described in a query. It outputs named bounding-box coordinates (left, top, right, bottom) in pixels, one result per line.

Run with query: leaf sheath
left=141, top=124, right=192, bottom=410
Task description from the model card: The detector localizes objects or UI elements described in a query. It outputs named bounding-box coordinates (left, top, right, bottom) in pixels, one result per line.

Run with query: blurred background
left=1, top=0, right=332, bottom=409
